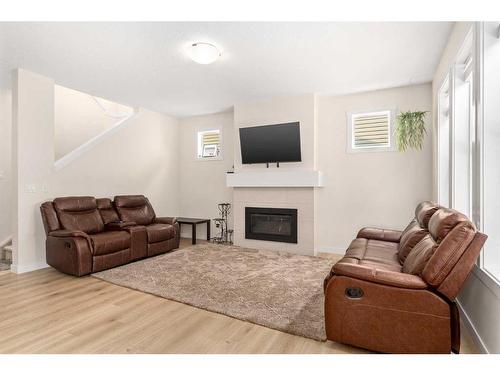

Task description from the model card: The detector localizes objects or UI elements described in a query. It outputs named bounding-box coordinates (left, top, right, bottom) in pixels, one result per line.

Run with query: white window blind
left=351, top=110, right=391, bottom=149
left=202, top=131, right=220, bottom=147
left=197, top=129, right=221, bottom=159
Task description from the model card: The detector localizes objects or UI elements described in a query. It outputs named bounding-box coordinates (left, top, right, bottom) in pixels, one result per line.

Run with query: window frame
left=437, top=75, right=451, bottom=207
left=450, top=58, right=474, bottom=218
left=441, top=23, right=500, bottom=289
left=475, top=22, right=500, bottom=286
left=196, top=128, right=223, bottom=161
left=346, top=108, right=397, bottom=153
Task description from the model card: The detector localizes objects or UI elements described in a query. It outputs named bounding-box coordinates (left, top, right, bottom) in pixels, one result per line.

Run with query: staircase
left=0, top=237, right=12, bottom=272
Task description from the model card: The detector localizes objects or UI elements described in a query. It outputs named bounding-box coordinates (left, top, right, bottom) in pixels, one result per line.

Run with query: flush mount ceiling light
left=188, top=42, right=221, bottom=64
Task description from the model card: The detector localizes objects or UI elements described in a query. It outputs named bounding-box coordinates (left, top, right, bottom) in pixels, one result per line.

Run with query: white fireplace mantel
left=226, top=170, right=323, bottom=188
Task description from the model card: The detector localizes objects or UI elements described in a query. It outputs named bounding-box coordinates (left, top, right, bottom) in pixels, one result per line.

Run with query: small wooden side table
left=176, top=217, right=211, bottom=245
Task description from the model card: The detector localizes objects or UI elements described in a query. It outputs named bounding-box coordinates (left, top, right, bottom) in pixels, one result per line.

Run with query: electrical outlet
left=25, top=184, right=36, bottom=193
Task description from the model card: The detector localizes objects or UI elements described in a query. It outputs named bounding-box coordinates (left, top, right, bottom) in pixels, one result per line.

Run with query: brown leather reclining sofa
left=324, top=201, right=487, bottom=354
left=40, top=195, right=180, bottom=276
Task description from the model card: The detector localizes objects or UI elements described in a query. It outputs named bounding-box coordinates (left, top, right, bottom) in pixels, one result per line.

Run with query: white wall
left=12, top=69, right=179, bottom=273
left=232, top=95, right=317, bottom=255
left=54, top=85, right=135, bottom=160
left=234, top=94, right=317, bottom=172
left=0, top=89, right=12, bottom=243
left=12, top=69, right=54, bottom=271
left=315, top=83, right=433, bottom=252
left=210, top=89, right=433, bottom=255
left=178, top=111, right=234, bottom=239
left=432, top=22, right=500, bottom=354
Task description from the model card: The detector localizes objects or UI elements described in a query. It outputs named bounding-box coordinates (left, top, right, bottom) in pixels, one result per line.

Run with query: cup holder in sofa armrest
left=345, top=287, right=364, bottom=299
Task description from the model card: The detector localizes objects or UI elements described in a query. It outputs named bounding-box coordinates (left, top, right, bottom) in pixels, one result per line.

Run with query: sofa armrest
left=357, top=227, right=402, bottom=243
left=46, top=235, right=93, bottom=276
left=155, top=217, right=177, bottom=225
left=48, top=229, right=93, bottom=254
left=332, top=262, right=428, bottom=289
left=49, top=229, right=90, bottom=239
left=155, top=217, right=180, bottom=248
left=105, top=221, right=137, bottom=230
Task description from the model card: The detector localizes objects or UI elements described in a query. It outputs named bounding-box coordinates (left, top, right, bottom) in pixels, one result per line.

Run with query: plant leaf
left=395, top=110, right=428, bottom=152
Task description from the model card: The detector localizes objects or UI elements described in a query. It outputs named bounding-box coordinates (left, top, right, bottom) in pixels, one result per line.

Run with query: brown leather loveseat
left=324, top=201, right=487, bottom=354
left=40, top=195, right=180, bottom=276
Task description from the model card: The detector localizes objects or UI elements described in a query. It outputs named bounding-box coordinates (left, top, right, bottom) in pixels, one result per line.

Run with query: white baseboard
left=456, top=298, right=489, bottom=354
left=11, top=262, right=49, bottom=274
left=316, top=246, right=345, bottom=255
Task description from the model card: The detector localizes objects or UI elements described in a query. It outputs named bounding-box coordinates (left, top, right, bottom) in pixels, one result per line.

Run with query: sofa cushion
left=398, top=219, right=428, bottom=263
left=146, top=223, right=175, bottom=243
left=415, top=201, right=440, bottom=229
left=90, top=231, right=131, bottom=256
left=97, top=198, right=120, bottom=224
left=53, top=196, right=104, bottom=234
left=423, top=220, right=476, bottom=287
left=356, top=227, right=402, bottom=242
left=40, top=201, right=60, bottom=234
left=428, top=208, right=469, bottom=243
left=114, top=195, right=156, bottom=225
left=344, top=238, right=401, bottom=272
left=402, top=235, right=438, bottom=275
left=333, top=261, right=428, bottom=289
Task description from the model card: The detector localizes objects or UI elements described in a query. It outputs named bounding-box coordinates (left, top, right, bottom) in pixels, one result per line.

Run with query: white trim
left=455, top=28, right=474, bottom=67
left=226, top=170, right=323, bottom=188
left=437, top=75, right=450, bottom=207
left=472, top=264, right=500, bottom=298
left=91, top=96, right=134, bottom=120
left=54, top=109, right=139, bottom=171
left=11, top=261, right=49, bottom=274
left=196, top=128, right=223, bottom=161
left=475, top=22, right=487, bottom=271
left=449, top=64, right=456, bottom=208
left=448, top=26, right=474, bottom=211
left=317, top=246, right=346, bottom=255
left=456, top=298, right=489, bottom=354
left=346, top=108, right=397, bottom=153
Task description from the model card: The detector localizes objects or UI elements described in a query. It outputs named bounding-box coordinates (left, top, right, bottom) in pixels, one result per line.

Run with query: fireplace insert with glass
left=245, top=207, right=297, bottom=243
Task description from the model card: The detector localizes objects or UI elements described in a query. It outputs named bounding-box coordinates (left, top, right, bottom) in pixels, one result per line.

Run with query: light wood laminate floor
left=0, top=239, right=479, bottom=354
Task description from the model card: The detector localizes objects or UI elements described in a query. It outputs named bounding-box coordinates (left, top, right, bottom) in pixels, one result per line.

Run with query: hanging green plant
left=395, top=110, right=428, bottom=152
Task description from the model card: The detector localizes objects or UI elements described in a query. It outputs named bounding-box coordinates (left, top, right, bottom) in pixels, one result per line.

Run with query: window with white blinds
left=197, top=129, right=221, bottom=159
left=347, top=110, right=393, bottom=152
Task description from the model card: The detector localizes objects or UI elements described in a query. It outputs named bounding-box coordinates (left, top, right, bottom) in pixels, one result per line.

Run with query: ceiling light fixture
left=188, top=42, right=221, bottom=64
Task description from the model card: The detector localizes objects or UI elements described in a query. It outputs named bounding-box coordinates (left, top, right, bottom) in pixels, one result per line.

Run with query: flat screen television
left=239, top=122, right=302, bottom=164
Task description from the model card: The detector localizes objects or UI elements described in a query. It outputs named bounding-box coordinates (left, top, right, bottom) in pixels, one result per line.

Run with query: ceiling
left=0, top=22, right=452, bottom=117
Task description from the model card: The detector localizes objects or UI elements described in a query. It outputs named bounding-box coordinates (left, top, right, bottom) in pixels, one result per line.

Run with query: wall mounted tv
left=239, top=122, right=302, bottom=165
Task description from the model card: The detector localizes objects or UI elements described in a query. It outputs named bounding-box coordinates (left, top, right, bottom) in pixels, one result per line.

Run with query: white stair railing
left=54, top=109, right=139, bottom=171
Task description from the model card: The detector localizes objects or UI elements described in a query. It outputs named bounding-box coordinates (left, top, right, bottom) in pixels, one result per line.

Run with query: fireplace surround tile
left=233, top=187, right=315, bottom=256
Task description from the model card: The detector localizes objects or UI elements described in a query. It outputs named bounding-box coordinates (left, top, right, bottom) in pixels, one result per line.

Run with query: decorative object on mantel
left=395, top=110, right=428, bottom=151
left=212, top=203, right=233, bottom=244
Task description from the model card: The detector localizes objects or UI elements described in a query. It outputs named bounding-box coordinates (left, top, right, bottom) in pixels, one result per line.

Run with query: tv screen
left=239, top=122, right=302, bottom=164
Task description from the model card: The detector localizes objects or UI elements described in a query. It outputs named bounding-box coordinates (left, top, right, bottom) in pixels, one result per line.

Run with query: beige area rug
left=93, top=243, right=336, bottom=341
